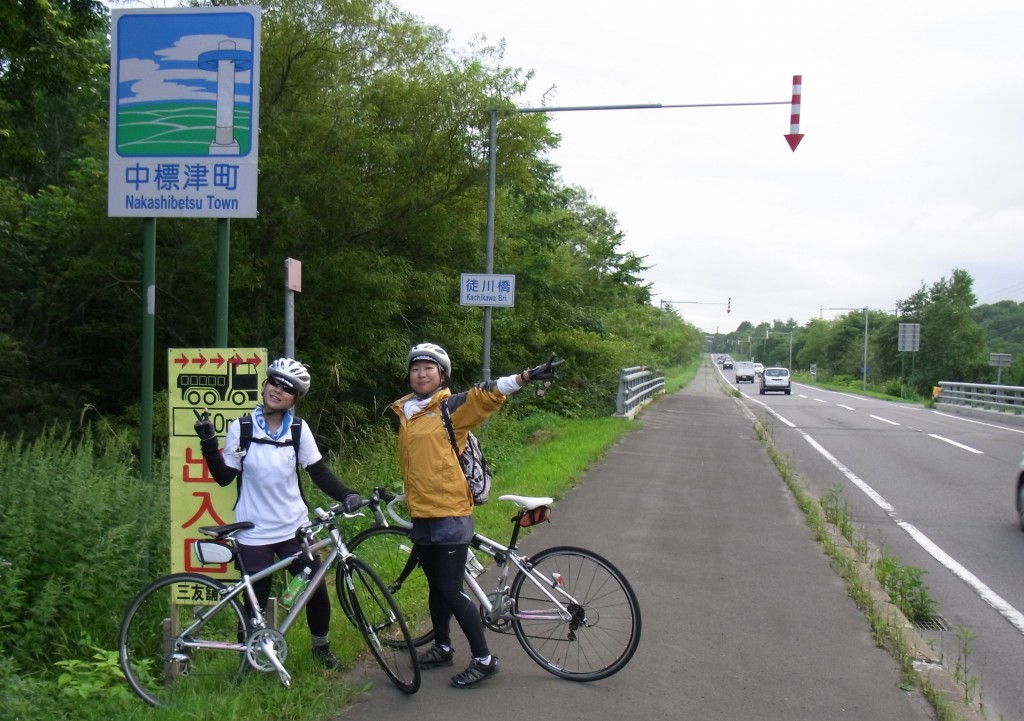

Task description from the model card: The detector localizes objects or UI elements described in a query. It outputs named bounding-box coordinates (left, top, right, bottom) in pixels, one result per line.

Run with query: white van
left=734, top=361, right=756, bottom=383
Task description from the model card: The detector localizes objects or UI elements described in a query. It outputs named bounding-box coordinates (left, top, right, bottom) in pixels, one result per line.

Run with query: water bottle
left=281, top=566, right=312, bottom=606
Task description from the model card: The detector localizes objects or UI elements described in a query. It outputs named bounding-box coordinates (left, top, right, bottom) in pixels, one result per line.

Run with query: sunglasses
left=266, top=376, right=297, bottom=395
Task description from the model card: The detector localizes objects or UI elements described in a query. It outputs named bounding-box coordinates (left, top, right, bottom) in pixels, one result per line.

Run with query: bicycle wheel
left=347, top=527, right=433, bottom=647
left=119, top=572, right=249, bottom=707
left=337, top=556, right=420, bottom=694
left=510, top=546, right=641, bottom=681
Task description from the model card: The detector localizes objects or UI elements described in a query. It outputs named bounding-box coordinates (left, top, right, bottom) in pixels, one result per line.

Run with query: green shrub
left=0, top=429, right=168, bottom=672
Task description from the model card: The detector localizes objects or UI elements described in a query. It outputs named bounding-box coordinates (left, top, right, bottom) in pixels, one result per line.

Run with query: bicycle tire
left=347, top=527, right=434, bottom=648
left=118, top=572, right=249, bottom=707
left=510, top=546, right=641, bottom=681
left=336, top=556, right=421, bottom=694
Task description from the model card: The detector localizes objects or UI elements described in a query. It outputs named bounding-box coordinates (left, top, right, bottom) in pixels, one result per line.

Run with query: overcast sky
left=402, top=0, right=1024, bottom=334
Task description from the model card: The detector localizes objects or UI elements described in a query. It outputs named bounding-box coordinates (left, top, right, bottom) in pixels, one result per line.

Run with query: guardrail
left=615, top=366, right=665, bottom=418
left=936, top=381, right=1024, bottom=415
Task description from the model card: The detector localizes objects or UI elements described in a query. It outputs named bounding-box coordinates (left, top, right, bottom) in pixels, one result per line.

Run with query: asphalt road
left=337, top=361, right=936, bottom=720
left=733, top=369, right=1024, bottom=721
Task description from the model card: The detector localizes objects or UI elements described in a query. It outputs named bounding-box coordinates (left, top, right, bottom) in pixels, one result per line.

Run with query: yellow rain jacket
left=390, top=383, right=507, bottom=518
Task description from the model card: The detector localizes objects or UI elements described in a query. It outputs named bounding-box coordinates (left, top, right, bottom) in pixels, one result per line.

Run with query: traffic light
left=726, top=297, right=731, bottom=314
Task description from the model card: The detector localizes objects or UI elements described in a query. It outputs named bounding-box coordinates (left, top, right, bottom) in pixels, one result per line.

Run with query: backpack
left=233, top=414, right=305, bottom=507
left=439, top=402, right=492, bottom=505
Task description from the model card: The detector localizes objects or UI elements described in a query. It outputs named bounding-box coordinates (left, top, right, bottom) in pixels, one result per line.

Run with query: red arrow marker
left=174, top=352, right=189, bottom=367
left=211, top=353, right=225, bottom=367
left=194, top=352, right=208, bottom=368
left=784, top=74, right=804, bottom=152
left=229, top=352, right=244, bottom=366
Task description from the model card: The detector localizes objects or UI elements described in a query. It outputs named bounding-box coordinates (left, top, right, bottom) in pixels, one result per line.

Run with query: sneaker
left=417, top=644, right=454, bottom=669
left=450, top=657, right=498, bottom=688
left=312, top=644, right=340, bottom=670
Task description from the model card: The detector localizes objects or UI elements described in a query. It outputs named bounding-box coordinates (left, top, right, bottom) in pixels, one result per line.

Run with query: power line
left=975, top=280, right=1024, bottom=305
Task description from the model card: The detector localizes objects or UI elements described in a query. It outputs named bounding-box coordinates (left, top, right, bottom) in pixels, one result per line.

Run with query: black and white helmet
left=266, top=357, right=311, bottom=397
left=407, top=343, right=451, bottom=377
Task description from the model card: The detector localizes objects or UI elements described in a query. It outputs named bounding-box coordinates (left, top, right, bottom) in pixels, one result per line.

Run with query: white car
left=753, top=363, right=765, bottom=377
left=759, top=367, right=791, bottom=395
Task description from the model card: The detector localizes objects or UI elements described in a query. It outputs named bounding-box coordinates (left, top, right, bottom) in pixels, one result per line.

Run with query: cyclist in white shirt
left=195, top=357, right=362, bottom=670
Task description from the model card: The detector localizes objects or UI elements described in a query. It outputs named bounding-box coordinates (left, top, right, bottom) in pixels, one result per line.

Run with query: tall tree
left=2, top=0, right=703, bottom=443
left=0, top=0, right=108, bottom=191
left=909, top=269, right=987, bottom=393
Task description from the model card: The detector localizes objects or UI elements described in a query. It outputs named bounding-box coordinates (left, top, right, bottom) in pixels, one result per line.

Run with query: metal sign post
left=990, top=352, right=1012, bottom=384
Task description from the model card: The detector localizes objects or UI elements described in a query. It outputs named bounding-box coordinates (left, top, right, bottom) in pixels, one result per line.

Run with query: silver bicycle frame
left=176, top=514, right=353, bottom=686
left=468, top=535, right=576, bottom=622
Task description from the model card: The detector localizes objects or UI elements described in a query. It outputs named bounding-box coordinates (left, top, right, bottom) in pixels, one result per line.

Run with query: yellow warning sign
left=167, top=348, right=266, bottom=581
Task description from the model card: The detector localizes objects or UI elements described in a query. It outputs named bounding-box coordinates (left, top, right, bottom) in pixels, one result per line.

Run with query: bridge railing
left=936, top=381, right=1024, bottom=415
left=615, top=366, right=665, bottom=419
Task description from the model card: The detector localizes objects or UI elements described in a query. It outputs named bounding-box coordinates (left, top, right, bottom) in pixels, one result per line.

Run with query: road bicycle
left=118, top=502, right=420, bottom=707
left=348, top=487, right=641, bottom=681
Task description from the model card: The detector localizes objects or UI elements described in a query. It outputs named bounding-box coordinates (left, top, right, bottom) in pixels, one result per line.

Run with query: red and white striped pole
left=784, top=74, right=804, bottom=152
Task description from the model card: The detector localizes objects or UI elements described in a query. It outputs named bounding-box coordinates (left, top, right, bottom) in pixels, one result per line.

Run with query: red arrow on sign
left=193, top=352, right=208, bottom=368
left=784, top=75, right=804, bottom=152
left=210, top=353, right=225, bottom=368
left=173, top=352, right=189, bottom=367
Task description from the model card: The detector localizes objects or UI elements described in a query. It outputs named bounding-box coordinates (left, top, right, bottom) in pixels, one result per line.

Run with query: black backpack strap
left=291, top=418, right=302, bottom=461
left=290, top=418, right=309, bottom=508
left=237, top=414, right=254, bottom=459
left=439, top=401, right=460, bottom=457
left=232, top=414, right=255, bottom=509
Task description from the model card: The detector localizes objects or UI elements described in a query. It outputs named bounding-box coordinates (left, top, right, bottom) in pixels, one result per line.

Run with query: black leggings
left=237, top=538, right=332, bottom=638
left=416, top=543, right=489, bottom=658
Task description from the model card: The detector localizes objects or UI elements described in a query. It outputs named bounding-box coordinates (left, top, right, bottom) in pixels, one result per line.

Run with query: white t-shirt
left=222, top=417, right=323, bottom=545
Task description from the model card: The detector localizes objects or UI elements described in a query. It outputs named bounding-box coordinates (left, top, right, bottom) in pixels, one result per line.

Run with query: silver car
left=759, top=367, right=791, bottom=395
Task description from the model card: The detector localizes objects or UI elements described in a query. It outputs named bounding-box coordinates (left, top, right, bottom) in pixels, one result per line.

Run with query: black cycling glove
left=525, top=353, right=563, bottom=382
left=193, top=410, right=218, bottom=452
left=342, top=493, right=364, bottom=513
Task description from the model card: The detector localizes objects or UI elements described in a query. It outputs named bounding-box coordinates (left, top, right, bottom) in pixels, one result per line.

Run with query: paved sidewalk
left=339, top=361, right=936, bottom=720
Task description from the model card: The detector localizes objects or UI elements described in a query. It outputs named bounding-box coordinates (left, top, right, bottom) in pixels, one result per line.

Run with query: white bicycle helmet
left=266, top=357, right=311, bottom=397
left=407, top=342, right=451, bottom=377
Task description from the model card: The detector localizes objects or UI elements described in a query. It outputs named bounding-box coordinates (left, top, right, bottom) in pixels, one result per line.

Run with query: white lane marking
left=870, top=415, right=900, bottom=426
left=931, top=410, right=1024, bottom=435
left=837, top=404, right=856, bottom=411
left=781, top=421, right=1024, bottom=636
left=813, top=398, right=827, bottom=403
left=928, top=434, right=984, bottom=454
left=758, top=402, right=796, bottom=428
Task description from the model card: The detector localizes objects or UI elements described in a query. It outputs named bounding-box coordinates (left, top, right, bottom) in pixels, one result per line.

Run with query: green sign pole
left=216, top=218, right=230, bottom=346
left=140, top=217, right=156, bottom=482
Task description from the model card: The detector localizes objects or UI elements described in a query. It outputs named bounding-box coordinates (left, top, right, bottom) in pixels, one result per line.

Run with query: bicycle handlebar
left=292, top=504, right=367, bottom=560
left=371, top=486, right=413, bottom=529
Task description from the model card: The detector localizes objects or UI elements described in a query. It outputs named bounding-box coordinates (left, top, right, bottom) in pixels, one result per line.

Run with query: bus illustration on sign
left=176, top=356, right=260, bottom=406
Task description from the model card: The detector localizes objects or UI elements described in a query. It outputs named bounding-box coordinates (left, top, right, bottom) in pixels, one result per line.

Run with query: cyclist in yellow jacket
left=389, top=343, right=559, bottom=688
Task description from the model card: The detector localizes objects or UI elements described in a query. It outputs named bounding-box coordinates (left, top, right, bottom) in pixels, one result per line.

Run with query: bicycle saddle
left=498, top=494, right=553, bottom=511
